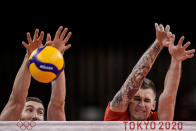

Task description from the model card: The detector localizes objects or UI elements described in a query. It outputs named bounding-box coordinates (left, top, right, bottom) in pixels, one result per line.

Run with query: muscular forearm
left=158, top=58, right=181, bottom=120
left=164, top=58, right=181, bottom=98
left=110, top=40, right=163, bottom=111
left=47, top=71, right=66, bottom=121
left=0, top=54, right=31, bottom=120
left=12, top=54, right=31, bottom=102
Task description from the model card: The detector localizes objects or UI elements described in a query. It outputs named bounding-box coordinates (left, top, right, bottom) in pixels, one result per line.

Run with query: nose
left=138, top=100, right=145, bottom=107
left=32, top=114, right=41, bottom=121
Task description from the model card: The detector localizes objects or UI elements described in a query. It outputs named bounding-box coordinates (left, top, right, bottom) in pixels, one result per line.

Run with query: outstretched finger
left=186, top=53, right=194, bottom=59
left=62, top=44, right=71, bottom=53
left=168, top=34, right=175, bottom=47
left=183, top=41, right=191, bottom=50
left=33, top=29, right=39, bottom=41
left=171, top=34, right=175, bottom=45
left=27, top=32, right=33, bottom=43
left=155, top=23, right=159, bottom=32
left=177, top=36, right=185, bottom=47
left=38, top=31, right=44, bottom=43
left=22, top=41, right=28, bottom=49
left=159, top=24, right=164, bottom=32
left=167, top=31, right=172, bottom=37
left=46, top=33, right=52, bottom=42
left=165, top=25, right=170, bottom=33
left=63, top=32, right=72, bottom=44
left=55, top=26, right=63, bottom=39
left=60, top=28, right=68, bottom=40
left=186, top=49, right=195, bottom=54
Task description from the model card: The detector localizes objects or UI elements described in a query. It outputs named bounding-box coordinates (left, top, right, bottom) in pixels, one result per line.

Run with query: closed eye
left=133, top=96, right=141, bottom=101
left=144, top=99, right=151, bottom=103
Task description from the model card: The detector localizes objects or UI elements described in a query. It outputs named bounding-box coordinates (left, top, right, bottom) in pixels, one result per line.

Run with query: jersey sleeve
left=147, top=111, right=159, bottom=121
left=104, top=102, right=129, bottom=121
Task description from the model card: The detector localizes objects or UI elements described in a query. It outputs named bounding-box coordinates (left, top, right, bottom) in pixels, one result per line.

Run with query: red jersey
left=104, top=102, right=158, bottom=121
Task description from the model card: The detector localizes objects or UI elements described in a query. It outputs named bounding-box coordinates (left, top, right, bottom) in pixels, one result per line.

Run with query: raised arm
left=0, top=29, right=44, bottom=120
left=47, top=26, right=71, bottom=121
left=158, top=36, right=195, bottom=120
left=110, top=23, right=172, bottom=112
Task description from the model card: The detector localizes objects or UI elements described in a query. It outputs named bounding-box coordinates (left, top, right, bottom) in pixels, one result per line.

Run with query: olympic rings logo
left=16, top=121, right=36, bottom=130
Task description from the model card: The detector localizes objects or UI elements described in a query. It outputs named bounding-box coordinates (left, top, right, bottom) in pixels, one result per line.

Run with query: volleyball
left=28, top=46, right=65, bottom=83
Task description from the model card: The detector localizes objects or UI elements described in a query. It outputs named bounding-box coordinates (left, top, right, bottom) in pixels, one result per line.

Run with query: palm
left=168, top=36, right=195, bottom=62
left=28, top=40, right=43, bottom=55
left=50, top=39, right=65, bottom=54
left=22, top=29, right=44, bottom=57
left=155, top=23, right=172, bottom=47
left=169, top=46, right=187, bottom=61
left=157, top=32, right=171, bottom=47
left=45, top=26, right=72, bottom=55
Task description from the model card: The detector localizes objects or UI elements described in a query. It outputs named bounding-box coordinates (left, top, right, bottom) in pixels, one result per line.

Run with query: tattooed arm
left=110, top=40, right=163, bottom=112
left=110, top=23, right=172, bottom=112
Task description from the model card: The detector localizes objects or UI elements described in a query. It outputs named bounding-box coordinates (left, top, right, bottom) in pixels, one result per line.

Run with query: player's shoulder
left=148, top=111, right=158, bottom=121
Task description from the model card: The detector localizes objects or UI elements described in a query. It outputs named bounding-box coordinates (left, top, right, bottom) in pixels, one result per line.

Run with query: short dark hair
left=141, top=78, right=156, bottom=96
left=26, top=97, right=44, bottom=109
left=26, top=97, right=46, bottom=120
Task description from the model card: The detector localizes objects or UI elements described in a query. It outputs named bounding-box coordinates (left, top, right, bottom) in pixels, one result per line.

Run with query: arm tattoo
left=111, top=41, right=162, bottom=108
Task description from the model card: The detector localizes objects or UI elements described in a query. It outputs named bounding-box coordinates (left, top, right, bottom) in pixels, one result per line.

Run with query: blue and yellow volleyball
left=28, top=46, right=64, bottom=83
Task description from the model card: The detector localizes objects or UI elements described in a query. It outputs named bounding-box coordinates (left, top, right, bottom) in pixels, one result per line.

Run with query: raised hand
left=168, top=36, right=195, bottom=62
left=155, top=23, right=173, bottom=47
left=45, top=26, right=72, bottom=55
left=22, top=29, right=44, bottom=57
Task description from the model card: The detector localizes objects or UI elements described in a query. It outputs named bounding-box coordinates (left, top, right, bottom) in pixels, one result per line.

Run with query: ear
left=151, top=100, right=156, bottom=111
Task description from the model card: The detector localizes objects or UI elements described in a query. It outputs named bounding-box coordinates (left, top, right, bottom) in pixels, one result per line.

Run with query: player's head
left=20, top=97, right=45, bottom=121
left=128, top=78, right=156, bottom=121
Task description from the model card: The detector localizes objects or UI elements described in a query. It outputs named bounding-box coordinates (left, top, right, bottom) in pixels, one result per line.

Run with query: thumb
left=45, top=41, right=53, bottom=46
left=171, top=34, right=175, bottom=45
left=22, top=41, right=28, bottom=49
left=64, top=44, right=71, bottom=51
left=62, top=44, right=71, bottom=54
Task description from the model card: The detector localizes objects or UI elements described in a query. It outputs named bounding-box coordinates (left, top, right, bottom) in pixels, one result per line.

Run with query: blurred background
left=0, top=15, right=196, bottom=121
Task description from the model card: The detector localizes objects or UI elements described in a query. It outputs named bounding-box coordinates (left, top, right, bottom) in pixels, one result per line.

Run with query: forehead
left=25, top=101, right=44, bottom=109
left=134, top=88, right=155, bottom=99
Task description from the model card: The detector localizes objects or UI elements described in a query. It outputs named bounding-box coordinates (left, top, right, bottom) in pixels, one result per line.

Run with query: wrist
left=171, top=57, right=182, bottom=66
left=25, top=53, right=29, bottom=58
left=155, top=39, right=164, bottom=48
